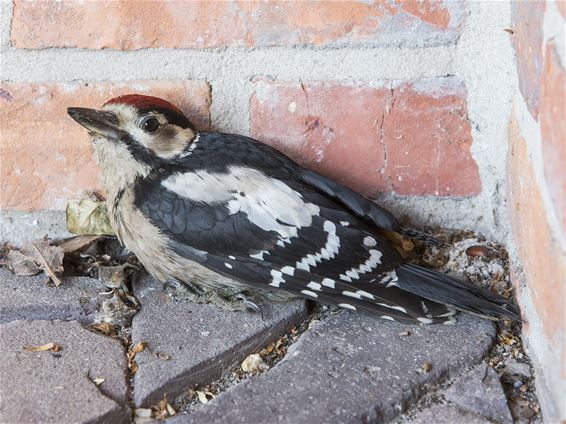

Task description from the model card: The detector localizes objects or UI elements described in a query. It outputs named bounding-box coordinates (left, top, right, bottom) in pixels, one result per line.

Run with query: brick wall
left=508, top=2, right=565, bottom=422
left=0, top=1, right=563, bottom=421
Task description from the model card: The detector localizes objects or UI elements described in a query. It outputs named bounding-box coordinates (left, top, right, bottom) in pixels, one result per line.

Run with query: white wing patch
left=162, top=166, right=320, bottom=243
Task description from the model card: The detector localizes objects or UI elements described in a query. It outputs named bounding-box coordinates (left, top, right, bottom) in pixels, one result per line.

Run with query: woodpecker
left=68, top=94, right=519, bottom=324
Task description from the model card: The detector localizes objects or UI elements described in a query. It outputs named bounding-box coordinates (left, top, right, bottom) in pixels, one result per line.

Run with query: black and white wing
left=134, top=133, right=518, bottom=323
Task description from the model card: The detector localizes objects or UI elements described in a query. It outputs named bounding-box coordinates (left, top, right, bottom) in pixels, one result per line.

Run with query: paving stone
left=405, top=404, right=490, bottom=424
left=0, top=267, right=107, bottom=324
left=131, top=274, right=308, bottom=407
left=0, top=320, right=129, bottom=423
left=445, top=363, right=513, bottom=424
left=172, top=311, right=495, bottom=424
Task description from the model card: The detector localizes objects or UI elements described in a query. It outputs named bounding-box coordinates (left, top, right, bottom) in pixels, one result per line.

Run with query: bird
left=67, top=94, right=519, bottom=324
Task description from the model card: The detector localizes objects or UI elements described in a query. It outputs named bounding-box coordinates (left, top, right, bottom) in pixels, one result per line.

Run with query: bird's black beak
left=67, top=107, right=122, bottom=139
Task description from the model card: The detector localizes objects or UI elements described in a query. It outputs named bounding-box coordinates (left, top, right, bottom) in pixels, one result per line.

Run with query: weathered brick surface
left=507, top=111, right=565, bottom=339
left=0, top=320, right=129, bottom=423
left=511, top=1, right=546, bottom=119
left=444, top=363, right=513, bottom=424
left=0, top=268, right=107, bottom=324
left=178, top=312, right=495, bottom=424
left=0, top=81, right=211, bottom=211
left=405, top=363, right=511, bottom=423
left=12, top=1, right=466, bottom=50
left=251, top=78, right=479, bottom=197
left=540, top=41, right=565, bottom=233
left=131, top=274, right=308, bottom=407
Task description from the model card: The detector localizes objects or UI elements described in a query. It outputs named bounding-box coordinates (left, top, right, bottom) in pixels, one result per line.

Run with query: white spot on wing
left=363, top=236, right=377, bottom=247
left=343, top=291, right=362, bottom=299
left=380, top=315, right=395, bottom=321
left=224, top=263, right=233, bottom=269
left=301, top=290, right=318, bottom=298
left=295, top=220, right=340, bottom=272
left=281, top=266, right=295, bottom=276
left=250, top=250, right=267, bottom=260
left=340, top=249, right=382, bottom=282
left=228, top=255, right=236, bottom=260
left=338, top=303, right=356, bottom=310
left=270, top=270, right=285, bottom=287
left=306, top=282, right=322, bottom=291
left=321, top=278, right=335, bottom=288
left=417, top=317, right=434, bottom=324
left=339, top=221, right=350, bottom=226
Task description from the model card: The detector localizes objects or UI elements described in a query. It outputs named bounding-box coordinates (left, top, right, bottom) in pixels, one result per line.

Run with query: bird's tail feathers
left=395, top=264, right=520, bottom=321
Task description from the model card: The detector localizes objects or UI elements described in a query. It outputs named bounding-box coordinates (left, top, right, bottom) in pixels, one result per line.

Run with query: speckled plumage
left=68, top=94, right=520, bottom=324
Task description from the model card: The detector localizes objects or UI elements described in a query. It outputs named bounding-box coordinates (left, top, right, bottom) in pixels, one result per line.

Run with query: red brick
left=0, top=81, right=210, bottom=211
left=511, top=0, right=546, bottom=120
left=540, top=42, right=566, bottom=234
left=507, top=110, right=565, bottom=339
left=250, top=78, right=479, bottom=197
left=11, top=1, right=465, bottom=50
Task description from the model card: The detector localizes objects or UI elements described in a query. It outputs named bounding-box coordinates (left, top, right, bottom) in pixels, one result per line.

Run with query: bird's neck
left=91, top=137, right=151, bottom=205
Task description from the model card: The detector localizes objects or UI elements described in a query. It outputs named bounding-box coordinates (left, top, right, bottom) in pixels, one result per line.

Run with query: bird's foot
left=163, top=281, right=262, bottom=315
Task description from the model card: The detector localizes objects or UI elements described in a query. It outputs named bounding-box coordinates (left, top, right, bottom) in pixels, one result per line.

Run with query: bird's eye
left=141, top=117, right=160, bottom=133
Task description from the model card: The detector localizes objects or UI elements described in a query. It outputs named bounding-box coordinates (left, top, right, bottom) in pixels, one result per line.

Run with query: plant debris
left=6, top=240, right=65, bottom=286
left=151, top=394, right=176, bottom=419
left=241, top=353, right=268, bottom=374
left=23, top=342, right=62, bottom=353
left=416, top=361, right=433, bottom=375
left=66, top=198, right=115, bottom=236
left=92, top=377, right=105, bottom=386
left=127, top=342, right=148, bottom=374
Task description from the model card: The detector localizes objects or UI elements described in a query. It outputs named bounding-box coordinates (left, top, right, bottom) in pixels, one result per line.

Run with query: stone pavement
left=0, top=267, right=514, bottom=423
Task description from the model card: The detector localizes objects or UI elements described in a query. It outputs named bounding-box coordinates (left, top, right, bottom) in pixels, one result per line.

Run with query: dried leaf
left=241, top=353, right=268, bottom=373
left=89, top=322, right=118, bottom=337
left=92, top=377, right=105, bottom=386
left=57, top=235, right=103, bottom=254
left=417, top=361, right=433, bottom=374
left=128, top=342, right=147, bottom=374
left=153, top=351, right=171, bottom=361
left=131, top=342, right=147, bottom=354
left=99, top=264, right=129, bottom=288
left=6, top=249, right=42, bottom=275
left=24, top=342, right=62, bottom=352
left=66, top=199, right=115, bottom=236
left=6, top=240, right=65, bottom=286
left=196, top=390, right=209, bottom=404
left=151, top=394, right=176, bottom=419
left=30, top=242, right=64, bottom=287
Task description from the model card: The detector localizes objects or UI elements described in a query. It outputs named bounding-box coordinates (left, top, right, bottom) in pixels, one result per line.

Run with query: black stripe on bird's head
left=68, top=94, right=198, bottom=166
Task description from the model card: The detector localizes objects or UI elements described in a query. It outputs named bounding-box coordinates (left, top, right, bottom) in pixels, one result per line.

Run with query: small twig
left=31, top=243, right=63, bottom=287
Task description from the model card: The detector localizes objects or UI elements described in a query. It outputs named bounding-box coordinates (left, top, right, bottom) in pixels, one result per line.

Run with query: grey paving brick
left=172, top=311, right=495, bottom=424
left=0, top=320, right=129, bottom=424
left=131, top=274, right=308, bottom=407
left=0, top=268, right=107, bottom=324
left=445, top=362, right=513, bottom=424
left=405, top=404, right=490, bottom=424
